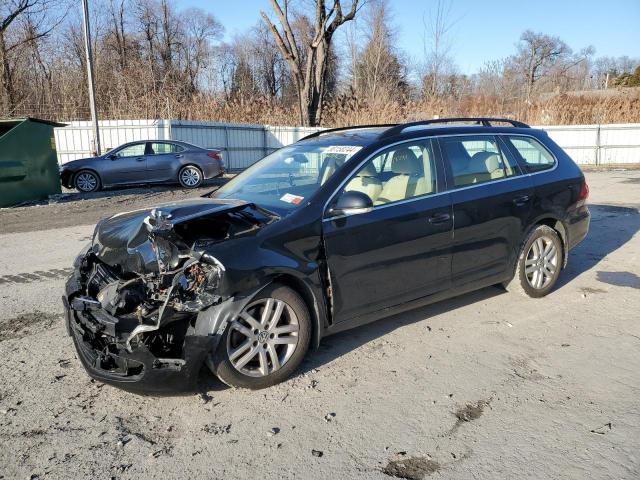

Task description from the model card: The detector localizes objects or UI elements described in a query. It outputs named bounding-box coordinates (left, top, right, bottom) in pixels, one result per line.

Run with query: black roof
left=297, top=117, right=531, bottom=145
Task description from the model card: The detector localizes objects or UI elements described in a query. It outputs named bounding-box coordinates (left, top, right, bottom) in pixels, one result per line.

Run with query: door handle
left=175, top=154, right=183, bottom=158
left=135, top=157, right=145, bottom=162
left=428, top=213, right=451, bottom=224
left=512, top=195, right=530, bottom=206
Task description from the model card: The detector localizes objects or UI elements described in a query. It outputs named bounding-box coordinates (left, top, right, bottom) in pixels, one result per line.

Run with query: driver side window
left=113, top=143, right=146, bottom=158
left=344, top=140, right=436, bottom=206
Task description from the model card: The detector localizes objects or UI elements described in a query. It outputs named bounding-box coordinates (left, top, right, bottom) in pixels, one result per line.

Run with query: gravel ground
left=0, top=171, right=639, bottom=480
left=0, top=178, right=229, bottom=235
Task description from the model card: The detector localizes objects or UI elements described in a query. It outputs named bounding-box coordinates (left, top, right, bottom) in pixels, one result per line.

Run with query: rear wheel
left=503, top=225, right=563, bottom=298
left=178, top=165, right=203, bottom=188
left=211, top=284, right=311, bottom=389
left=74, top=170, right=100, bottom=192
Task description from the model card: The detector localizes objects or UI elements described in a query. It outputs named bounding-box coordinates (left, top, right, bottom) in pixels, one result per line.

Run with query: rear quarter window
left=506, top=136, right=556, bottom=173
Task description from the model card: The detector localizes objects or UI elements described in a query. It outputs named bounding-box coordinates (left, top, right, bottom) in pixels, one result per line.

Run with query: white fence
left=54, top=120, right=640, bottom=168
left=534, top=123, right=640, bottom=165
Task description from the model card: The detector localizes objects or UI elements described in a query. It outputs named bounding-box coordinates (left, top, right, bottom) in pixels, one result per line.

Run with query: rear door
left=437, top=134, right=534, bottom=289
left=146, top=142, right=184, bottom=182
left=101, top=142, right=148, bottom=185
left=322, top=139, right=453, bottom=322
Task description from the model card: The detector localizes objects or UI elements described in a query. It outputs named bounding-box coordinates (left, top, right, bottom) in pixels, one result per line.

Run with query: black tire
left=178, top=165, right=203, bottom=188
left=210, top=284, right=311, bottom=389
left=503, top=225, right=563, bottom=298
left=73, top=170, right=101, bottom=192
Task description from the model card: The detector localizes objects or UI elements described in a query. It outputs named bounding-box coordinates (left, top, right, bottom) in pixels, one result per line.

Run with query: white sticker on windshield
left=280, top=193, right=304, bottom=205
left=323, top=145, right=362, bottom=155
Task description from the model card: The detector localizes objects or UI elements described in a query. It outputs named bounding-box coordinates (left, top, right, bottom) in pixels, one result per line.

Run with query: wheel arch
left=271, top=273, right=324, bottom=350
left=179, top=163, right=203, bottom=174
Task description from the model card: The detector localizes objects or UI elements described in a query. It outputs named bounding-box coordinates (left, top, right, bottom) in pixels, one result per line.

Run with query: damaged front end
left=63, top=199, right=274, bottom=394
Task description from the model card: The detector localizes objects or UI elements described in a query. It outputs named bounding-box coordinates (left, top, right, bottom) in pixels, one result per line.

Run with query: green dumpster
left=0, top=118, right=65, bottom=207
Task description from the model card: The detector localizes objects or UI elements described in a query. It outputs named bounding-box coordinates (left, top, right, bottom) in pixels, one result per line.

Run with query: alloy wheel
left=180, top=167, right=201, bottom=187
left=226, top=298, right=300, bottom=377
left=524, top=235, right=559, bottom=289
left=76, top=172, right=98, bottom=192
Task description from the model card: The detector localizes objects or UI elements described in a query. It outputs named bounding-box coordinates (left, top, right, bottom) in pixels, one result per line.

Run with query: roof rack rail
left=381, top=117, right=529, bottom=138
left=297, top=124, right=398, bottom=142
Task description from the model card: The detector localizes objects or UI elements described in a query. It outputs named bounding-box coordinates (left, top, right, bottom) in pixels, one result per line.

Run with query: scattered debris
left=455, top=400, right=488, bottom=423
left=324, top=412, right=336, bottom=422
left=561, top=343, right=570, bottom=347
left=426, top=326, right=431, bottom=332
left=267, top=427, right=280, bottom=436
left=590, top=422, right=612, bottom=435
left=57, top=359, right=71, bottom=368
left=0, top=311, right=61, bottom=342
left=203, top=423, right=231, bottom=435
left=580, top=287, right=607, bottom=295
left=149, top=446, right=172, bottom=458
left=311, top=449, right=323, bottom=457
left=199, top=392, right=214, bottom=404
left=382, top=456, right=440, bottom=479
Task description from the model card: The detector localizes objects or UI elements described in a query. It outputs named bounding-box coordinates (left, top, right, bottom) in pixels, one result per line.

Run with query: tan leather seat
left=453, top=151, right=509, bottom=185
left=375, top=148, right=430, bottom=205
left=484, top=153, right=506, bottom=179
left=345, top=163, right=382, bottom=202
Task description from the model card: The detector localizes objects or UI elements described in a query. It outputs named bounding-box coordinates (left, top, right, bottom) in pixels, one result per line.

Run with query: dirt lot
left=0, top=171, right=639, bottom=479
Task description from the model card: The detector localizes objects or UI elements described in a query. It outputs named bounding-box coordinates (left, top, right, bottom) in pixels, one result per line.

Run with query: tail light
left=207, top=151, right=222, bottom=160
left=576, top=178, right=589, bottom=207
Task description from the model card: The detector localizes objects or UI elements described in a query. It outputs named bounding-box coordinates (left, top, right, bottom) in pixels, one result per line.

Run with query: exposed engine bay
left=63, top=199, right=276, bottom=392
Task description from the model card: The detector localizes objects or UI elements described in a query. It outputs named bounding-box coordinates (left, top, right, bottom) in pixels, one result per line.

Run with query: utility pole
left=81, top=0, right=101, bottom=155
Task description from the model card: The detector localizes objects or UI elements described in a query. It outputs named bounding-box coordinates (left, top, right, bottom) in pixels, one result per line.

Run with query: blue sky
left=181, top=0, right=640, bottom=73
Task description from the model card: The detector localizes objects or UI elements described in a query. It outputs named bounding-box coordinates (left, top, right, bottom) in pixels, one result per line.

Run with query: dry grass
left=322, top=91, right=640, bottom=127
left=18, top=89, right=640, bottom=127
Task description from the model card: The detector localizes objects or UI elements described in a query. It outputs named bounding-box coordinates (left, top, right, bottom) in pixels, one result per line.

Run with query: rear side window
left=506, top=136, right=556, bottom=173
left=150, top=142, right=183, bottom=154
left=440, top=135, right=519, bottom=188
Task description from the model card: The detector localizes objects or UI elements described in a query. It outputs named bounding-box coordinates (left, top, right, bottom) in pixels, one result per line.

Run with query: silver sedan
left=60, top=140, right=225, bottom=192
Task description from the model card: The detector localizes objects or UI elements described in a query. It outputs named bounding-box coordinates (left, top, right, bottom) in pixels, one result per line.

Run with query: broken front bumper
left=63, top=273, right=216, bottom=395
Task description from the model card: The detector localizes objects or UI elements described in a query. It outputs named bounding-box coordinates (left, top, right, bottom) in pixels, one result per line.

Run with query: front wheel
left=503, top=225, right=563, bottom=298
left=210, top=284, right=311, bottom=389
left=178, top=165, right=203, bottom=188
left=74, top=170, right=100, bottom=192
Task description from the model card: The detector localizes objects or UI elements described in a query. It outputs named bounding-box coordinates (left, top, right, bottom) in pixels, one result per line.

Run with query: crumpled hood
left=92, top=198, right=251, bottom=273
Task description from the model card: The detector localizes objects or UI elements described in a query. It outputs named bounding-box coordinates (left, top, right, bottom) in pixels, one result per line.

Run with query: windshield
left=213, top=143, right=363, bottom=213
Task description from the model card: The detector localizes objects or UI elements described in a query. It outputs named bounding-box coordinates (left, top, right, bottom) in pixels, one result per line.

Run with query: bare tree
left=1, top=0, right=64, bottom=113
left=181, top=8, right=223, bottom=94
left=350, top=0, right=407, bottom=103
left=512, top=30, right=572, bottom=101
left=422, top=0, right=457, bottom=98
left=260, top=0, right=361, bottom=126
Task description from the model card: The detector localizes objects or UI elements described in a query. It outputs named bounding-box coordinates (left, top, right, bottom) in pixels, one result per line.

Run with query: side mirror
left=106, top=153, right=116, bottom=160
left=327, top=190, right=373, bottom=218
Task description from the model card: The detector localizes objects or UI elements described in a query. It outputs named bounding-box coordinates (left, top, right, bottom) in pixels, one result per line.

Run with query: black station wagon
left=63, top=118, right=590, bottom=393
